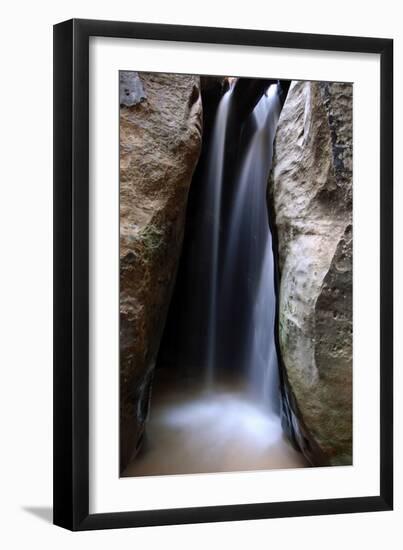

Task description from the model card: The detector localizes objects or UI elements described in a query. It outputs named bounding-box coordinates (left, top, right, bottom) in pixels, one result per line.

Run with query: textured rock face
left=120, top=72, right=202, bottom=471
left=269, top=81, right=352, bottom=466
left=120, top=71, right=146, bottom=107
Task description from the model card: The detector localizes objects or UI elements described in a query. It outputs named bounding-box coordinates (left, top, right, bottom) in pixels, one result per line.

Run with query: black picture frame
left=53, top=18, right=393, bottom=531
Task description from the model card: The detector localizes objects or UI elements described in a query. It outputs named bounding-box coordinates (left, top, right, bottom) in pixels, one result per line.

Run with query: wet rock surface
left=120, top=72, right=202, bottom=471
left=269, top=81, right=353, bottom=466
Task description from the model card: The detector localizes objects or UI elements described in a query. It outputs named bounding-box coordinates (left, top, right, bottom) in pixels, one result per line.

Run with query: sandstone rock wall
left=269, top=81, right=353, bottom=466
left=120, top=72, right=202, bottom=472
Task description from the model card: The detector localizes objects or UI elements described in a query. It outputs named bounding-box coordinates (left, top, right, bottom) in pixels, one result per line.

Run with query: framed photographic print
left=53, top=19, right=393, bottom=530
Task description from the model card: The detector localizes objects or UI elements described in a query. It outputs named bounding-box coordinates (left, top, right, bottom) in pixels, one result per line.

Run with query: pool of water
left=123, top=373, right=309, bottom=477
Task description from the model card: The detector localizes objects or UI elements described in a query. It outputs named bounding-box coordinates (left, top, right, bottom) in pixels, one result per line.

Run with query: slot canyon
left=119, top=71, right=352, bottom=476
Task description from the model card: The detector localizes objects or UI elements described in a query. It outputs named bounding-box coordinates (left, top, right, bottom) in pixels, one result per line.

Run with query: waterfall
left=200, top=87, right=233, bottom=387
left=223, top=84, right=282, bottom=410
left=123, top=80, right=310, bottom=477
left=202, top=83, right=282, bottom=410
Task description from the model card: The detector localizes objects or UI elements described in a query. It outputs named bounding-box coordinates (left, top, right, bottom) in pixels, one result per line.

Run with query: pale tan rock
left=120, top=72, right=202, bottom=471
left=269, top=80, right=353, bottom=465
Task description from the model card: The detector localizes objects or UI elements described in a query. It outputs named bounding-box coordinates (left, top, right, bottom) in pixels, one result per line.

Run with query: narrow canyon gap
left=122, top=77, right=307, bottom=476
left=119, top=73, right=352, bottom=475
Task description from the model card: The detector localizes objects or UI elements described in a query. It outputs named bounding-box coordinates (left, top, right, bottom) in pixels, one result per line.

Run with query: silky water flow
left=124, top=84, right=308, bottom=477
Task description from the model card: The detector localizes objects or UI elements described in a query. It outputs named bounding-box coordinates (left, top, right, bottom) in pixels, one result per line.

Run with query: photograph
left=0, top=1, right=396, bottom=542
left=119, top=71, right=353, bottom=477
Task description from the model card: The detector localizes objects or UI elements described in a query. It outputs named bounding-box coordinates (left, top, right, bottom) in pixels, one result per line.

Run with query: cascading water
left=199, top=82, right=282, bottom=409
left=222, top=84, right=282, bottom=410
left=123, top=80, right=308, bottom=477
left=201, top=87, right=233, bottom=387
